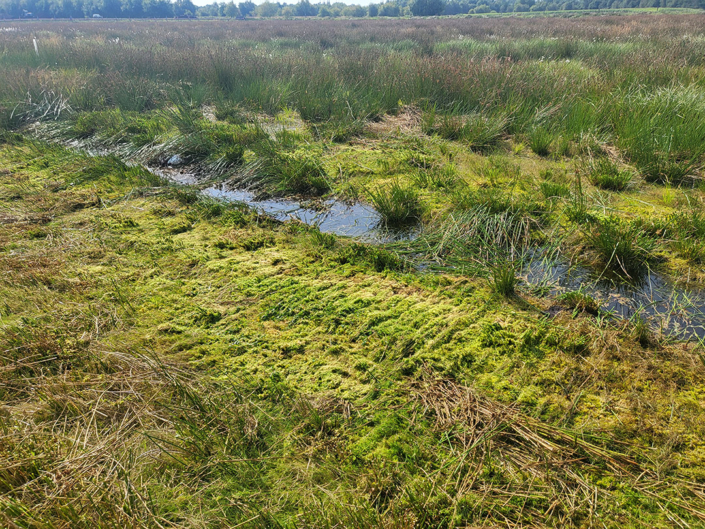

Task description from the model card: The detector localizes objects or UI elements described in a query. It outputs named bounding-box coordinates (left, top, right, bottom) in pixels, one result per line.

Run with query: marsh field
left=4, top=13, right=705, bottom=527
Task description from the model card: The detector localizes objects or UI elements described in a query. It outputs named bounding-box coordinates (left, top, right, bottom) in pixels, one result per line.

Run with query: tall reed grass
left=2, top=16, right=705, bottom=177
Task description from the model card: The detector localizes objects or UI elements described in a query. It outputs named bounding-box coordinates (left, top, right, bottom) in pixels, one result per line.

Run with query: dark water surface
left=523, top=252, right=705, bottom=339
left=204, top=184, right=419, bottom=243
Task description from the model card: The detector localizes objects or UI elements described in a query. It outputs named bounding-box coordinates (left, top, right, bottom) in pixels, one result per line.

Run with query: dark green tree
left=295, top=0, right=317, bottom=16
left=410, top=0, right=445, bottom=14
left=223, top=0, right=239, bottom=16
left=121, top=0, right=144, bottom=17
left=100, top=0, right=123, bottom=16
left=238, top=0, right=255, bottom=15
left=378, top=2, right=400, bottom=15
left=143, top=0, right=173, bottom=17
left=174, top=0, right=196, bottom=15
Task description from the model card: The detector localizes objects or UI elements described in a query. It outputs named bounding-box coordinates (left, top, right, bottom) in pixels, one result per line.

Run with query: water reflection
left=523, top=253, right=705, bottom=339
left=204, top=185, right=419, bottom=243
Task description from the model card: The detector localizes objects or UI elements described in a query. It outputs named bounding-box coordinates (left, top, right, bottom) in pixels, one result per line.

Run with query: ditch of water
left=204, top=184, right=419, bottom=243
left=523, top=252, right=705, bottom=339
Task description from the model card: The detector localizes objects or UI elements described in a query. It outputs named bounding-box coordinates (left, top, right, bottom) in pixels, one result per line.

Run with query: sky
left=191, top=0, right=376, bottom=7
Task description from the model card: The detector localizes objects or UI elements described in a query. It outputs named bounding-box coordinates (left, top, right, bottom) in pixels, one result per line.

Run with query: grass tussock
left=422, top=106, right=508, bottom=153
left=584, top=217, right=656, bottom=277
left=491, top=260, right=519, bottom=296
left=540, top=180, right=571, bottom=199
left=253, top=144, right=330, bottom=196
left=395, top=206, right=536, bottom=276
left=582, top=156, right=633, bottom=191
left=528, top=125, right=554, bottom=157
left=615, top=87, right=705, bottom=185
left=367, top=180, right=423, bottom=226
left=558, top=290, right=600, bottom=314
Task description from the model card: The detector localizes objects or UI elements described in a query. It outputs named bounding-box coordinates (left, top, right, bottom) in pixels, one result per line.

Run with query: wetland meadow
left=2, top=14, right=705, bottom=527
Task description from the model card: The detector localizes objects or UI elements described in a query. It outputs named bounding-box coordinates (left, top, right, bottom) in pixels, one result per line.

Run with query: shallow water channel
left=200, top=181, right=705, bottom=340
left=204, top=184, right=418, bottom=243
left=523, top=253, right=705, bottom=340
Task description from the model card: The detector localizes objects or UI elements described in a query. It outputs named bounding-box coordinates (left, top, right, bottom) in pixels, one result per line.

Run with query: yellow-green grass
left=2, top=138, right=705, bottom=526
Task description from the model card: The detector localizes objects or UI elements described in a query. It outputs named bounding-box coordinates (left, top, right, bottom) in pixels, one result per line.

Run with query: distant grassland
left=2, top=14, right=705, bottom=528
left=3, top=14, right=705, bottom=185
left=470, top=7, right=704, bottom=16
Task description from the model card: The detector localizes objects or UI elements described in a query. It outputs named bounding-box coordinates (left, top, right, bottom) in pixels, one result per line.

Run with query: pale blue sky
left=192, top=0, right=376, bottom=7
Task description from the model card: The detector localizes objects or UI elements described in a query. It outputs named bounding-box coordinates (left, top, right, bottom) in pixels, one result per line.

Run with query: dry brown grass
left=411, top=370, right=705, bottom=525
left=366, top=106, right=423, bottom=137
left=0, top=349, right=178, bottom=527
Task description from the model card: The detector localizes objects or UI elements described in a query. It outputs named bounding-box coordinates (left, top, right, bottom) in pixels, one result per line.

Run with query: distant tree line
left=1, top=0, right=701, bottom=20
